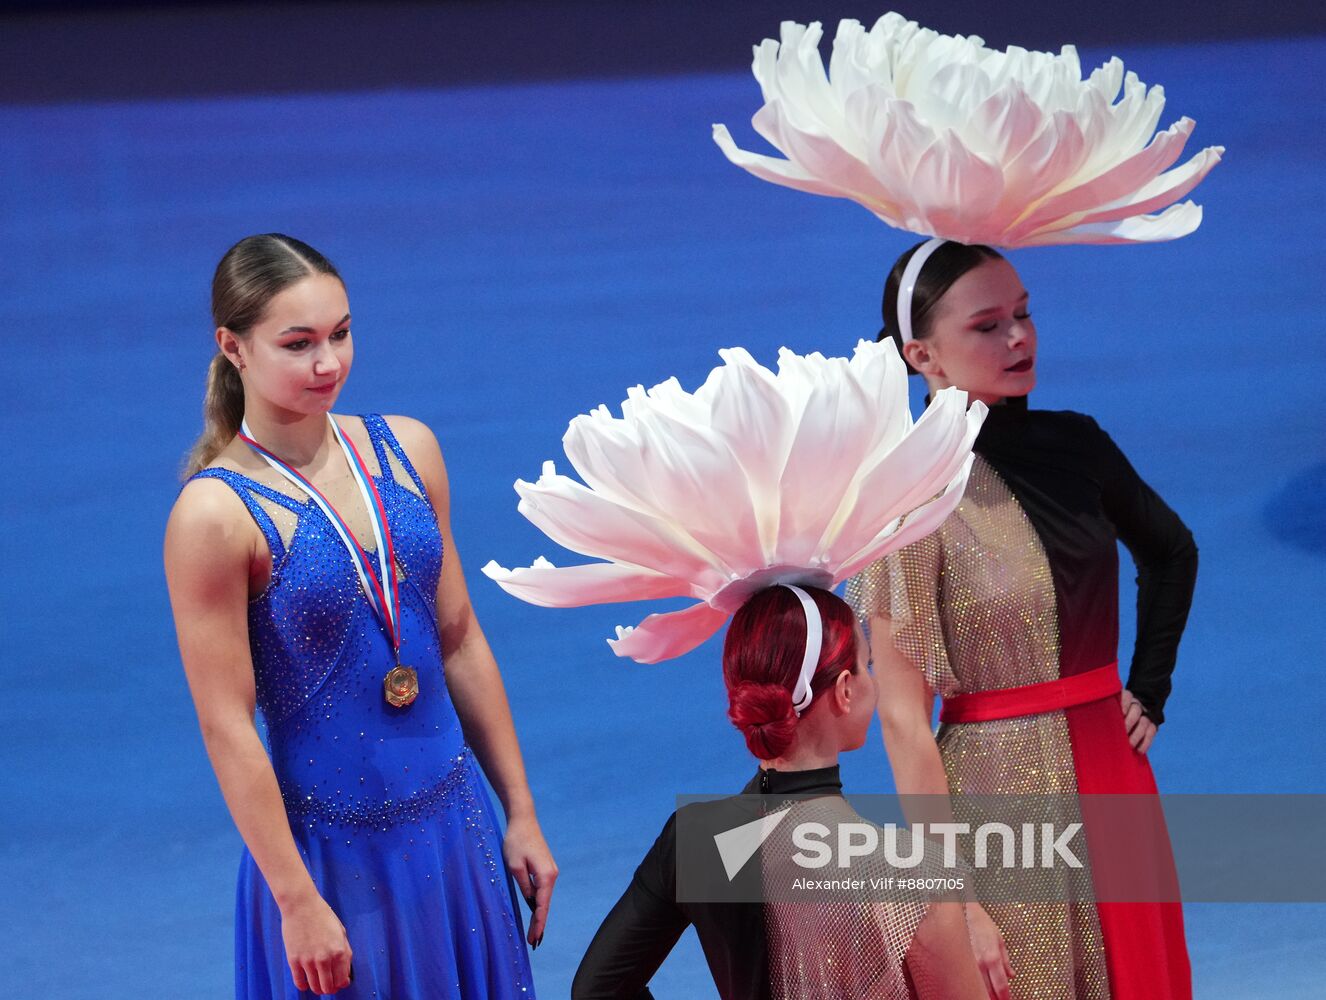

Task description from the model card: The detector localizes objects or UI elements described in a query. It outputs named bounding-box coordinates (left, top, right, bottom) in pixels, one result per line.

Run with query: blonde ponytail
left=182, top=352, right=245, bottom=480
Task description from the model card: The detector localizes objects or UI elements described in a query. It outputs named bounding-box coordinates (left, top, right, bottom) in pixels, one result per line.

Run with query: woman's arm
left=164, top=482, right=352, bottom=995
left=1093, top=419, right=1199, bottom=733
left=572, top=815, right=687, bottom=1000
left=873, top=622, right=947, bottom=800
left=873, top=624, right=1011, bottom=999
left=907, top=900, right=997, bottom=1000
left=387, top=416, right=557, bottom=946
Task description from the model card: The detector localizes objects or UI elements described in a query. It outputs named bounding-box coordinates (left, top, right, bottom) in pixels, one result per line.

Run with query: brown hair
left=878, top=240, right=1004, bottom=374
left=181, top=234, right=342, bottom=479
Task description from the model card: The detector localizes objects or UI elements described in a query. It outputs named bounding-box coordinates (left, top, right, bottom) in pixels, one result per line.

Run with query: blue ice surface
left=0, top=32, right=1322, bottom=999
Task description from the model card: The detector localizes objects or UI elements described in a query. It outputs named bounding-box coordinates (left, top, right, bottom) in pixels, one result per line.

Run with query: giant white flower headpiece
left=483, top=339, right=986, bottom=664
left=712, top=13, right=1223, bottom=247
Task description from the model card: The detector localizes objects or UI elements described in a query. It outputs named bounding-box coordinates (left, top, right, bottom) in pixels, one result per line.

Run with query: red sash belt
left=939, top=663, right=1121, bottom=724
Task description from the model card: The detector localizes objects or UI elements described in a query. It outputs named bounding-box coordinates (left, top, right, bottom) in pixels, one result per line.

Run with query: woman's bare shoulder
left=379, top=414, right=450, bottom=510
left=380, top=414, right=446, bottom=468
left=168, top=477, right=251, bottom=544
left=379, top=413, right=437, bottom=447
left=167, top=447, right=262, bottom=547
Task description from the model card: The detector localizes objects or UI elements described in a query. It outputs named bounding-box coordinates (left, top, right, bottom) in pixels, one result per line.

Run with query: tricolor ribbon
left=239, top=414, right=403, bottom=657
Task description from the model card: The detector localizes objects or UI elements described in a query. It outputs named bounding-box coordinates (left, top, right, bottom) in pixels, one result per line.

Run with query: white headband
left=897, top=237, right=948, bottom=345
left=781, top=584, right=823, bottom=716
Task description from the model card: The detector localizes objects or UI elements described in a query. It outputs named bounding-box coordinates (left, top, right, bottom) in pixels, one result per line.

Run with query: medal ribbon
left=238, top=415, right=402, bottom=657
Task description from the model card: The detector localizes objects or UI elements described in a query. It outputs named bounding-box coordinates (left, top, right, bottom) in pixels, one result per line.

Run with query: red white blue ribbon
left=238, top=414, right=402, bottom=656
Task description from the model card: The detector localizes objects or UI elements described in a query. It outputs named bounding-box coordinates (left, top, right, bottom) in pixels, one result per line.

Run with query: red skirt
left=943, top=664, right=1192, bottom=1000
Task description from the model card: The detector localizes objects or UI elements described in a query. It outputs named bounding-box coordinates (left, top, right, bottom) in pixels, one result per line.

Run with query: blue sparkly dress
left=189, top=414, right=536, bottom=1000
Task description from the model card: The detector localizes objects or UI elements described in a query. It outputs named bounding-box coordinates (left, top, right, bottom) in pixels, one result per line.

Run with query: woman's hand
left=504, top=813, right=558, bottom=949
left=396, top=416, right=558, bottom=951
left=280, top=891, right=353, bottom=994
left=1120, top=689, right=1158, bottom=753
left=965, top=902, right=1013, bottom=1000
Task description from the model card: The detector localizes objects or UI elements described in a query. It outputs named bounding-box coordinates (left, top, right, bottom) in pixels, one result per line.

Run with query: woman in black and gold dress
left=849, top=240, right=1196, bottom=1000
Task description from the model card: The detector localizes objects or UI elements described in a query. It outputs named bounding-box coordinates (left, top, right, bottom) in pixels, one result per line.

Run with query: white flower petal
left=1011, top=118, right=1205, bottom=239
left=486, top=339, right=982, bottom=664
left=1043, top=144, right=1223, bottom=232
left=1003, top=110, right=1088, bottom=216
left=712, top=13, right=1220, bottom=247
left=835, top=452, right=976, bottom=580
left=973, top=83, right=1044, bottom=165
left=626, top=407, right=764, bottom=573
left=708, top=349, right=795, bottom=559
left=605, top=602, right=731, bottom=664
left=712, top=123, right=850, bottom=201
left=826, top=389, right=984, bottom=565
left=514, top=466, right=723, bottom=588
left=752, top=101, right=891, bottom=207
left=910, top=131, right=1006, bottom=241
left=481, top=559, right=692, bottom=608
left=775, top=357, right=875, bottom=567
left=1023, top=200, right=1205, bottom=245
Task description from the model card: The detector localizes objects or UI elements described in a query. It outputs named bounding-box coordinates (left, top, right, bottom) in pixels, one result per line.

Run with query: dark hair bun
left=728, top=680, right=798, bottom=760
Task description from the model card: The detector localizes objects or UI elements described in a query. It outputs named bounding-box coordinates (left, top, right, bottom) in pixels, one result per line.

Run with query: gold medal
left=383, top=665, right=419, bottom=708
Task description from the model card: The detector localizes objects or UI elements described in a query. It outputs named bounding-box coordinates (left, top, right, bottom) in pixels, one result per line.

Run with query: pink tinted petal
left=712, top=123, right=854, bottom=201
left=1045, top=145, right=1223, bottom=231
left=776, top=360, right=874, bottom=565
left=753, top=102, right=883, bottom=202
left=1022, top=201, right=1204, bottom=245
left=973, top=83, right=1043, bottom=164
left=627, top=408, right=763, bottom=574
left=1011, top=118, right=1196, bottom=239
left=911, top=132, right=1005, bottom=240
left=1004, top=110, right=1087, bottom=217
left=606, top=602, right=732, bottom=664
left=835, top=454, right=975, bottom=580
left=827, top=390, right=982, bottom=562
left=515, top=473, right=719, bottom=584
left=481, top=560, right=691, bottom=609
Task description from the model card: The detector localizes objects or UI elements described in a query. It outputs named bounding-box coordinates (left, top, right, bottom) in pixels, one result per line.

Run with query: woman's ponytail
left=182, top=353, right=245, bottom=479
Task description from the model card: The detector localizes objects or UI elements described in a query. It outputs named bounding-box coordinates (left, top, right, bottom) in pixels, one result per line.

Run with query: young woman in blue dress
left=164, top=234, right=553, bottom=998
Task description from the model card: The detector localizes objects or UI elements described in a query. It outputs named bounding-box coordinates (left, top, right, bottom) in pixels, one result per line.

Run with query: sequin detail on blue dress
left=189, top=414, right=535, bottom=1000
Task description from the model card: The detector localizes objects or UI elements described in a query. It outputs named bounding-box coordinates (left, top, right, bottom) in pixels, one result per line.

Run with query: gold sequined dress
left=848, top=396, right=1196, bottom=1000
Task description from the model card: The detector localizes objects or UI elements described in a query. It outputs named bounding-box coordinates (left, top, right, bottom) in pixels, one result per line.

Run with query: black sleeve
left=571, top=813, right=689, bottom=1000
left=1093, top=419, right=1198, bottom=725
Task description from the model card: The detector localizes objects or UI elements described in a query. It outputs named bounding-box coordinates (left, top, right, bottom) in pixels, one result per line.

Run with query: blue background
left=0, top=17, right=1322, bottom=999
